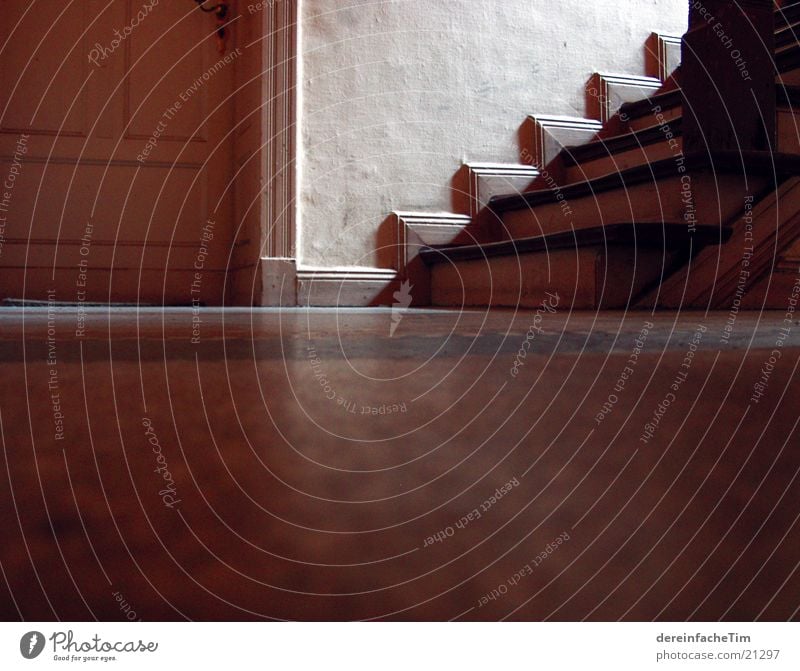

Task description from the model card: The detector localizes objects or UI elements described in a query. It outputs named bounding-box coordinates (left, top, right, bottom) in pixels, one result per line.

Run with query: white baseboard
left=296, top=266, right=399, bottom=307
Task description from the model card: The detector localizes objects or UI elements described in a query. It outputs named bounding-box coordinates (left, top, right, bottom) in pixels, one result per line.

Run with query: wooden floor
left=0, top=307, right=799, bottom=621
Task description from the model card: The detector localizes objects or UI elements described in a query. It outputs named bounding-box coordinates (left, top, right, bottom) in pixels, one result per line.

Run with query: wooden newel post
left=682, top=0, right=776, bottom=154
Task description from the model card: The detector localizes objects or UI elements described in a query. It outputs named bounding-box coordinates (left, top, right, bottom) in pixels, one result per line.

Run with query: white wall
left=298, top=0, right=688, bottom=268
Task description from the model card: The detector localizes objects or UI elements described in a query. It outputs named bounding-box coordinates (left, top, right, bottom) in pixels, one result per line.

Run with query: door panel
left=0, top=0, right=235, bottom=304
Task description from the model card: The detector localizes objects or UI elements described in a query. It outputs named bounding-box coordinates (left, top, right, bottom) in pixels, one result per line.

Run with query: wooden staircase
left=404, top=1, right=800, bottom=310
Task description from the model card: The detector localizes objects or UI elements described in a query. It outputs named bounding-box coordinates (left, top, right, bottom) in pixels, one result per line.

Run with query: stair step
left=421, top=223, right=726, bottom=264
left=490, top=152, right=795, bottom=215
left=561, top=118, right=683, bottom=181
left=488, top=152, right=800, bottom=241
left=424, top=223, right=730, bottom=309
left=564, top=118, right=683, bottom=166
left=619, top=90, right=682, bottom=130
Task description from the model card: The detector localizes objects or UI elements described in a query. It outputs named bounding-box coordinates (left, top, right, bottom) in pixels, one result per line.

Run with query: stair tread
left=619, top=90, right=682, bottom=122
left=563, top=117, right=683, bottom=166
left=489, top=152, right=800, bottom=214
left=420, top=223, right=730, bottom=265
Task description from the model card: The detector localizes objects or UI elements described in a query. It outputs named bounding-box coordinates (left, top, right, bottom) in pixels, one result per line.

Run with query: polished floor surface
left=1, top=307, right=799, bottom=621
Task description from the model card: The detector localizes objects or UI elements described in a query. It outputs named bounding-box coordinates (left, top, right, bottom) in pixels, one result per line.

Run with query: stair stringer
left=589, top=73, right=663, bottom=123
left=393, top=211, right=473, bottom=306
left=525, top=115, right=603, bottom=178
left=646, top=32, right=683, bottom=82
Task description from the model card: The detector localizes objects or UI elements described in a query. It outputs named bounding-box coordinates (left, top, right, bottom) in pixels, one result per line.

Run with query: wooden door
left=0, top=0, right=236, bottom=305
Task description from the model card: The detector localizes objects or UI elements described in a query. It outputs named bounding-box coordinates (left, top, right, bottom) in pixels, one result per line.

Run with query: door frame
left=231, top=0, right=299, bottom=305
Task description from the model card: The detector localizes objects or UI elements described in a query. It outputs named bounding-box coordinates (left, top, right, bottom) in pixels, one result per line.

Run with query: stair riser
left=499, top=174, right=768, bottom=240
left=430, top=247, right=670, bottom=309
left=564, top=139, right=682, bottom=183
